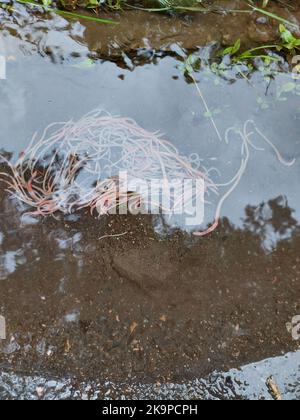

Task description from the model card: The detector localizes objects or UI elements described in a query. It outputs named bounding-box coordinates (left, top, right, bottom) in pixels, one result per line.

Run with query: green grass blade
left=54, top=9, right=118, bottom=24
left=248, top=4, right=298, bottom=29
left=15, top=0, right=119, bottom=24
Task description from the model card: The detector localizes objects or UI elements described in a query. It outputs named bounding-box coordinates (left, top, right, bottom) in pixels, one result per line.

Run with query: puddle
left=1, top=350, right=299, bottom=400
left=0, top=1, right=300, bottom=399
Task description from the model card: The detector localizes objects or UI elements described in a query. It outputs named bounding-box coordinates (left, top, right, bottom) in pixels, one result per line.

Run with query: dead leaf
left=266, top=376, right=282, bottom=400
left=130, top=322, right=138, bottom=335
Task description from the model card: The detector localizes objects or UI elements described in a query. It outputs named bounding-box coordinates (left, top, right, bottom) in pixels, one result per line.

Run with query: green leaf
left=248, top=5, right=298, bottom=29
left=86, top=0, right=100, bottom=8
left=42, top=0, right=52, bottom=7
left=279, top=24, right=294, bottom=44
left=15, top=0, right=119, bottom=24
left=222, top=39, right=241, bottom=56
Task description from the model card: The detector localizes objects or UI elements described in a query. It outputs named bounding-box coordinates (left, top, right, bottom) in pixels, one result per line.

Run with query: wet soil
left=0, top=185, right=300, bottom=384
left=1, top=349, right=300, bottom=399
left=0, top=0, right=300, bottom=399
left=60, top=1, right=300, bottom=53
left=2, top=1, right=300, bottom=59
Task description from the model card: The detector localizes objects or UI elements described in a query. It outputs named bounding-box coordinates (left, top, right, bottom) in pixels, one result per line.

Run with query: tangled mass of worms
left=0, top=109, right=295, bottom=236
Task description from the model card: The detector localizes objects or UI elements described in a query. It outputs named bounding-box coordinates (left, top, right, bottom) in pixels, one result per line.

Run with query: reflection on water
left=0, top=183, right=299, bottom=280
left=0, top=53, right=299, bottom=237
left=244, top=196, right=299, bottom=251
left=0, top=2, right=300, bottom=397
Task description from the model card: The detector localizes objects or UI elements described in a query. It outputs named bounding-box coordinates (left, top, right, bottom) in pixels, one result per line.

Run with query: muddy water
left=0, top=2, right=300, bottom=399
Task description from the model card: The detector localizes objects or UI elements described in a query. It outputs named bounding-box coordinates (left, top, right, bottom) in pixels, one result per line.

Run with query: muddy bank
left=1, top=1, right=300, bottom=60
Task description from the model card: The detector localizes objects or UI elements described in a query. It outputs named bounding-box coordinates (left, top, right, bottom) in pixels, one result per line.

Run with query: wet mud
left=0, top=0, right=300, bottom=399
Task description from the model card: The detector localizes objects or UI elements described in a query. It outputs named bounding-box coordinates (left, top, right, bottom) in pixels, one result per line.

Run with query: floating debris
left=266, top=375, right=283, bottom=401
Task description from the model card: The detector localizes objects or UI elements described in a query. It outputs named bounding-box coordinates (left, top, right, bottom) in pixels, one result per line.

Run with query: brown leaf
left=130, top=322, right=138, bottom=335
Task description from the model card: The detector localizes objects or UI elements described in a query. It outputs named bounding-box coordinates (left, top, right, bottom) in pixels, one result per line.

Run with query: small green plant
left=106, top=0, right=123, bottom=10
left=41, top=0, right=52, bottom=7
left=221, top=39, right=241, bottom=57
left=220, top=25, right=300, bottom=65
left=279, top=24, right=300, bottom=53
left=86, top=0, right=100, bottom=8
left=179, top=54, right=201, bottom=76
left=221, top=40, right=278, bottom=63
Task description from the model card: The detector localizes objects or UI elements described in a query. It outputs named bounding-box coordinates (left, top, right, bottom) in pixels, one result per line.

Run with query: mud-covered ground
left=1, top=189, right=300, bottom=382
left=0, top=0, right=300, bottom=399
left=2, top=0, right=300, bottom=57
